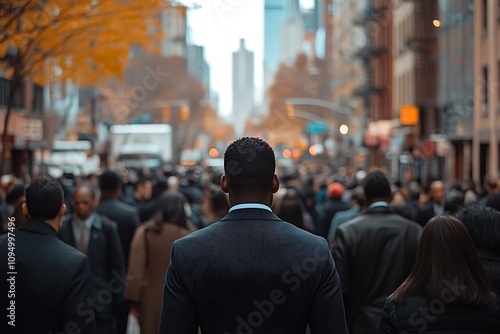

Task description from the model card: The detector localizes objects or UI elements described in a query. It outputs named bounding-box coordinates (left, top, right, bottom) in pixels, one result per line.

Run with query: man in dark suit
left=0, top=177, right=95, bottom=334
left=417, top=180, right=445, bottom=227
left=332, top=171, right=422, bottom=334
left=95, top=170, right=140, bottom=334
left=60, top=185, right=126, bottom=334
left=159, top=137, right=348, bottom=334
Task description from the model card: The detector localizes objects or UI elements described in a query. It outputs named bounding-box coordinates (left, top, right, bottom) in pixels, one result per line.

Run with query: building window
left=482, top=66, right=489, bottom=117
left=483, top=0, right=488, bottom=33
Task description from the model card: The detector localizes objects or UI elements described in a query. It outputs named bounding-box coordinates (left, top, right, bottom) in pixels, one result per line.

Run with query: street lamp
left=339, top=124, right=349, bottom=135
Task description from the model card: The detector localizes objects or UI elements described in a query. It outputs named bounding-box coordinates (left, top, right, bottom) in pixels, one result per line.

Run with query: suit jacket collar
left=220, top=208, right=282, bottom=222
left=19, top=219, right=58, bottom=237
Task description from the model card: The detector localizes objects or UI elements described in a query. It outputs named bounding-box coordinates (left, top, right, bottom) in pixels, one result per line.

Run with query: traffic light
left=162, top=106, right=171, bottom=120
left=285, top=103, right=294, bottom=119
left=180, top=104, right=190, bottom=121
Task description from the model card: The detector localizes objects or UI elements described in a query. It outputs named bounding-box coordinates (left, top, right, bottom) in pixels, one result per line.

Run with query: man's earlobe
left=60, top=204, right=67, bottom=217
left=220, top=174, right=229, bottom=194
left=22, top=202, right=29, bottom=217
left=272, top=174, right=280, bottom=194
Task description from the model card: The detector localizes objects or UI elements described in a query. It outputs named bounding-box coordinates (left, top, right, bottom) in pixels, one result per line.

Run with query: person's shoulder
left=98, top=213, right=117, bottom=229
left=337, top=213, right=365, bottom=230
left=98, top=199, right=138, bottom=216
left=51, top=237, right=88, bottom=265
left=391, top=213, right=423, bottom=231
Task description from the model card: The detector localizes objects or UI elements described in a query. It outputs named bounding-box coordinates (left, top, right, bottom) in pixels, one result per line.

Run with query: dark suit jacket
left=59, top=214, right=126, bottom=321
left=416, top=201, right=437, bottom=227
left=0, top=220, right=96, bottom=334
left=96, top=197, right=140, bottom=266
left=332, top=206, right=422, bottom=334
left=159, top=208, right=348, bottom=334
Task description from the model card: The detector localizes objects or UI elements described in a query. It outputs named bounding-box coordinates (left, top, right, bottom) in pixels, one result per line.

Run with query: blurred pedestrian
left=417, top=180, right=446, bottom=227
left=125, top=191, right=192, bottom=334
left=159, top=137, right=348, bottom=333
left=332, top=171, right=422, bottom=334
left=201, top=184, right=229, bottom=227
left=479, top=175, right=498, bottom=205
left=5, top=184, right=27, bottom=229
left=59, top=185, right=125, bottom=334
left=328, top=186, right=365, bottom=243
left=0, top=177, right=95, bottom=334
left=316, top=182, right=350, bottom=238
left=96, top=170, right=140, bottom=334
left=389, top=190, right=414, bottom=221
left=379, top=215, right=500, bottom=333
left=271, top=187, right=314, bottom=232
left=457, top=205, right=500, bottom=293
left=486, top=193, right=500, bottom=212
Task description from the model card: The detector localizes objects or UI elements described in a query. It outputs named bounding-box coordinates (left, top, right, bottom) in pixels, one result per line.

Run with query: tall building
left=264, top=0, right=286, bottom=92
left=186, top=44, right=210, bottom=95
left=392, top=0, right=438, bottom=182
left=434, top=0, right=475, bottom=180
left=472, top=0, right=500, bottom=182
left=232, top=39, right=255, bottom=137
left=280, top=0, right=305, bottom=65
left=358, top=0, right=394, bottom=167
left=330, top=0, right=367, bottom=163
left=160, top=5, right=187, bottom=58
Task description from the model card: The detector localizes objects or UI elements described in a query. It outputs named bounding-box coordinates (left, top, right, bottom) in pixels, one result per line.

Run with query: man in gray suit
left=159, top=137, right=348, bottom=334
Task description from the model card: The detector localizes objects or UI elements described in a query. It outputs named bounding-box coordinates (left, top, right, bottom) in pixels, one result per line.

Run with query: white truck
left=109, top=124, right=173, bottom=169
left=47, top=140, right=101, bottom=177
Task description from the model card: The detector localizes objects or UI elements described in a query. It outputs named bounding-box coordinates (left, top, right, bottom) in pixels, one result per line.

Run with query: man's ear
left=220, top=174, right=229, bottom=194
left=22, top=202, right=29, bottom=217
left=271, top=174, right=280, bottom=194
left=59, top=203, right=67, bottom=217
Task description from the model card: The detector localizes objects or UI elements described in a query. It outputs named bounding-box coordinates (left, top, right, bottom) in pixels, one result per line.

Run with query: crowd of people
left=0, top=136, right=500, bottom=333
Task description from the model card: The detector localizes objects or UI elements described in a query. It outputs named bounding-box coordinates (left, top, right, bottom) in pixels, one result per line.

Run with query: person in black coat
left=379, top=215, right=500, bottom=333
left=457, top=205, right=500, bottom=294
left=159, top=137, right=348, bottom=334
left=95, top=170, right=140, bottom=334
left=0, top=177, right=95, bottom=334
left=332, top=171, right=422, bottom=334
left=60, top=185, right=126, bottom=334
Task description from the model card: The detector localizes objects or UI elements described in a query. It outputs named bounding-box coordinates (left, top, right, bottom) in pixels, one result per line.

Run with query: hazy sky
left=181, top=0, right=314, bottom=117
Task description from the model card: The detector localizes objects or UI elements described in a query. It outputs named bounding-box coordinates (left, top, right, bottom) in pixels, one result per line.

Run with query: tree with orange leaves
left=0, top=0, right=169, bottom=173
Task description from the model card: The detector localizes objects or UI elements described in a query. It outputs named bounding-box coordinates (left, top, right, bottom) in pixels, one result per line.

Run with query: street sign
left=399, top=105, right=419, bottom=125
left=306, top=122, right=328, bottom=134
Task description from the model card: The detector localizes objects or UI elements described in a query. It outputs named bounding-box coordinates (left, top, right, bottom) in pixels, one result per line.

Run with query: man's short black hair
left=456, top=205, right=500, bottom=252
left=363, top=171, right=391, bottom=201
left=224, top=137, right=276, bottom=192
left=485, top=193, right=500, bottom=212
left=25, top=177, right=64, bottom=220
left=99, top=170, right=122, bottom=192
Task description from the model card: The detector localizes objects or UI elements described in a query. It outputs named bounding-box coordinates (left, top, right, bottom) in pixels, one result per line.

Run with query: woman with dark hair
left=125, top=191, right=192, bottom=334
left=379, top=215, right=500, bottom=334
left=201, top=184, right=229, bottom=227
left=379, top=215, right=500, bottom=333
left=271, top=187, right=315, bottom=232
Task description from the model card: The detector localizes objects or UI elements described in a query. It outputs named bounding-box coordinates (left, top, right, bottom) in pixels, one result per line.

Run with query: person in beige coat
left=125, top=190, right=192, bottom=334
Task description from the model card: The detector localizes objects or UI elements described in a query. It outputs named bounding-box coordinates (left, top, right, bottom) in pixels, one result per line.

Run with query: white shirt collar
left=74, top=213, right=95, bottom=229
left=229, top=203, right=272, bottom=213
left=369, top=201, right=389, bottom=209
